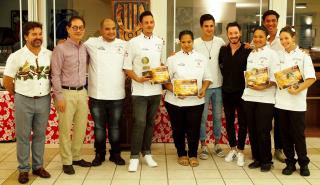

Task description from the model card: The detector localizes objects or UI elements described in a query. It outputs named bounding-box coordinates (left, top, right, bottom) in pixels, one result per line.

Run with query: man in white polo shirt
left=85, top=18, right=126, bottom=166
left=3, top=22, right=51, bottom=184
left=123, top=10, right=164, bottom=172
left=193, top=14, right=226, bottom=160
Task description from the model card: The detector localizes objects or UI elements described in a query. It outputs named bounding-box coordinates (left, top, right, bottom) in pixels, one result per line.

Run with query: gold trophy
left=141, top=57, right=152, bottom=78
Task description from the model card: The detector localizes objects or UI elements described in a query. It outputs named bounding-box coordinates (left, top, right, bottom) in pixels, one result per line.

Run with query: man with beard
left=3, top=22, right=51, bottom=184
left=85, top=18, right=126, bottom=166
left=51, top=16, right=91, bottom=175
left=219, top=22, right=251, bottom=167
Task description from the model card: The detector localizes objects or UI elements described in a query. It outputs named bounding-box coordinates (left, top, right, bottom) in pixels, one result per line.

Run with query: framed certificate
left=244, top=67, right=270, bottom=88
left=150, top=66, right=170, bottom=84
left=274, top=65, right=304, bottom=90
left=173, top=79, right=198, bottom=97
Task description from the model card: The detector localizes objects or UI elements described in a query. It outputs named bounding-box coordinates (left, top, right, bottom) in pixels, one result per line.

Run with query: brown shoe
left=32, top=167, right=51, bottom=178
left=18, top=172, right=29, bottom=184
left=72, top=159, right=91, bottom=167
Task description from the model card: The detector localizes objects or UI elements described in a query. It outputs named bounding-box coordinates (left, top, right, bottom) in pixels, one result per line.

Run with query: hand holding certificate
left=173, top=79, right=198, bottom=97
left=244, top=67, right=270, bottom=88
left=274, top=65, right=304, bottom=90
left=142, top=66, right=170, bottom=84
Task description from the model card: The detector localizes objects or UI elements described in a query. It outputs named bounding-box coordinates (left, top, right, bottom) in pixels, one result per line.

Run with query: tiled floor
left=0, top=138, right=320, bottom=185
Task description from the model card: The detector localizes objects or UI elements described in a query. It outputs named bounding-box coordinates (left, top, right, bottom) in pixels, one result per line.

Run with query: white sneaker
left=225, top=149, right=237, bottom=162
left=199, top=145, right=209, bottom=160
left=213, top=144, right=225, bottom=158
left=237, top=152, right=245, bottom=167
left=144, top=155, right=158, bottom=167
left=128, top=159, right=139, bottom=172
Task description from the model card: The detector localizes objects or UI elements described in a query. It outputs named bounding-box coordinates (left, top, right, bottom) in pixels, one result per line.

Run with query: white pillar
left=269, top=0, right=287, bottom=30
left=38, top=0, right=47, bottom=48
left=151, top=0, right=167, bottom=59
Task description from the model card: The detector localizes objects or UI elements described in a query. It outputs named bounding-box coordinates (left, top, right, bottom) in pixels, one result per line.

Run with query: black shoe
left=92, top=154, right=106, bottom=166
left=18, top=172, right=29, bottom=184
left=109, top=153, right=125, bottom=165
left=32, top=167, right=51, bottom=178
left=62, top=165, right=75, bottom=175
left=248, top=161, right=261, bottom=169
left=260, top=163, right=272, bottom=172
left=282, top=164, right=296, bottom=175
left=72, top=159, right=91, bottom=167
left=300, top=165, right=310, bottom=176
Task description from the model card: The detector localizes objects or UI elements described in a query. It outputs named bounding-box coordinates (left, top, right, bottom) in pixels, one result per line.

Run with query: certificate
left=173, top=79, right=198, bottom=97
left=150, top=66, right=170, bottom=84
left=244, top=67, right=270, bottom=88
left=274, top=65, right=304, bottom=90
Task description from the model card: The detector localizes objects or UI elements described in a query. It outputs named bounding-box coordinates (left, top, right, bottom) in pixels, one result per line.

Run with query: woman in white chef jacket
left=242, top=26, right=279, bottom=172
left=274, top=26, right=316, bottom=177
left=164, top=30, right=212, bottom=167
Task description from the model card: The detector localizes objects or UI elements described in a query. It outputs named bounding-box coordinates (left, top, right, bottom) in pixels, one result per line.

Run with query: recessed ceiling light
left=296, top=3, right=307, bottom=9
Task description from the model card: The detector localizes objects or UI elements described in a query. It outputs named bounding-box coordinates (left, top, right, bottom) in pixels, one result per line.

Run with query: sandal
left=178, top=156, right=189, bottom=166
left=189, top=157, right=199, bottom=167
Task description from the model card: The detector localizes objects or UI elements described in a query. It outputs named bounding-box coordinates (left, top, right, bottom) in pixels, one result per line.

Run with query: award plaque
left=274, top=65, right=304, bottom=90
left=244, top=67, right=270, bottom=88
left=150, top=66, right=170, bottom=84
left=173, top=79, right=198, bottom=97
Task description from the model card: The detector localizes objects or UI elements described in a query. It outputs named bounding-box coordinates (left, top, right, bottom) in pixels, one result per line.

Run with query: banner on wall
left=112, top=0, right=150, bottom=41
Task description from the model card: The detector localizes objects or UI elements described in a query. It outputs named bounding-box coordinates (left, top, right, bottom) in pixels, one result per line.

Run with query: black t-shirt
left=218, top=43, right=252, bottom=93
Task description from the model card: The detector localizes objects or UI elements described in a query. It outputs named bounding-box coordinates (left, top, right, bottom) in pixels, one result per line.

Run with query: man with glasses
left=51, top=15, right=91, bottom=175
left=3, top=21, right=51, bottom=184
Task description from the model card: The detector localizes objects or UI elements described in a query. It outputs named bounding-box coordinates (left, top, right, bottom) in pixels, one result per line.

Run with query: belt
left=18, top=93, right=49, bottom=99
left=62, top=86, right=85, bottom=91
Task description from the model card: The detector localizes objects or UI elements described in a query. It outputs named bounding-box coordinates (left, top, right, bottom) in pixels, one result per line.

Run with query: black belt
left=18, top=93, right=49, bottom=99
left=62, top=86, right=85, bottom=91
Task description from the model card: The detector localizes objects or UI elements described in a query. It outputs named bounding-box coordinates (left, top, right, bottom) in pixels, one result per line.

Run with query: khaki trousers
left=56, top=89, right=88, bottom=165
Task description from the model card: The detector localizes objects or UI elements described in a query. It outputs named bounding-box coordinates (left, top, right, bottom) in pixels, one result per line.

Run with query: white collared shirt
left=4, top=46, right=51, bottom=97
left=123, top=33, right=164, bottom=96
left=242, top=46, right=278, bottom=104
left=194, top=36, right=225, bottom=88
left=267, top=31, right=284, bottom=52
left=274, top=47, right=316, bottom=111
left=164, top=50, right=212, bottom=107
left=85, top=37, right=127, bottom=100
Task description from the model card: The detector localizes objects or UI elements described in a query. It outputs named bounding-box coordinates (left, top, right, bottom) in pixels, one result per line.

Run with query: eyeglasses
left=70, top=26, right=85, bottom=31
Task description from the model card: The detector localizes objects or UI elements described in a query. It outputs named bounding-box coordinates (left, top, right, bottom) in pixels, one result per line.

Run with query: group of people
left=2, top=8, right=316, bottom=184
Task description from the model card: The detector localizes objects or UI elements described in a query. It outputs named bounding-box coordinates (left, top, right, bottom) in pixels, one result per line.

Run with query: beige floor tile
left=54, top=179, right=84, bottom=185
left=90, top=162, right=117, bottom=171
left=219, top=169, right=249, bottom=179
left=279, top=178, right=311, bottom=185
left=312, top=161, right=320, bottom=169
left=223, top=178, right=253, bottom=185
left=244, top=168, right=277, bottom=179
left=306, top=178, right=320, bottom=185
left=86, top=169, right=114, bottom=179
left=168, top=179, right=197, bottom=185
left=31, top=178, right=57, bottom=185
left=196, top=178, right=225, bottom=185
left=193, top=169, right=222, bottom=179
left=46, top=161, right=63, bottom=170
left=272, top=169, right=304, bottom=179
left=304, top=169, right=320, bottom=178
left=82, top=179, right=111, bottom=185
left=57, top=169, right=89, bottom=180
left=0, top=169, right=16, bottom=178
left=310, top=154, right=320, bottom=162
left=111, top=179, right=140, bottom=185
left=167, top=169, right=194, bottom=179
left=140, top=168, right=167, bottom=179
left=140, top=179, right=168, bottom=185
left=251, top=178, right=282, bottom=185
left=0, top=161, right=18, bottom=169
left=113, top=168, right=141, bottom=180
left=197, top=159, right=218, bottom=169
left=215, top=161, right=242, bottom=170
left=0, top=179, right=5, bottom=184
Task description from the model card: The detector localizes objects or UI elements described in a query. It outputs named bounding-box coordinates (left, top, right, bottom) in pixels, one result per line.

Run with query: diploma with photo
left=244, top=67, right=270, bottom=88
left=173, top=79, right=198, bottom=97
left=274, top=65, right=304, bottom=90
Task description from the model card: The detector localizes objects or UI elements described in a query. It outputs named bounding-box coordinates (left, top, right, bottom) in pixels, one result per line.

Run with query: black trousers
left=165, top=102, right=204, bottom=158
left=273, top=108, right=283, bottom=150
left=222, top=91, right=247, bottom=150
left=275, top=108, right=310, bottom=166
left=244, top=101, right=274, bottom=164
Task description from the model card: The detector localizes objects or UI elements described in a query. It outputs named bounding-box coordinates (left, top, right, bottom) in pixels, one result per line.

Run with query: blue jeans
left=14, top=93, right=50, bottom=172
left=89, top=98, right=124, bottom=155
left=130, top=95, right=161, bottom=159
left=200, top=87, right=223, bottom=142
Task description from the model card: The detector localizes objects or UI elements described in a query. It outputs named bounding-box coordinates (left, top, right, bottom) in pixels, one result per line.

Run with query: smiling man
left=3, top=21, right=52, bottom=184
left=84, top=18, right=126, bottom=166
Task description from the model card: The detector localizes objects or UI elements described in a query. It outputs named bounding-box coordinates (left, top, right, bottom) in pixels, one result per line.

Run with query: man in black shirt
left=219, top=22, right=251, bottom=167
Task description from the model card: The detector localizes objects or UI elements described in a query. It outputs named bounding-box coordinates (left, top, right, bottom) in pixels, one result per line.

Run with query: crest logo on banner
left=112, top=0, right=150, bottom=41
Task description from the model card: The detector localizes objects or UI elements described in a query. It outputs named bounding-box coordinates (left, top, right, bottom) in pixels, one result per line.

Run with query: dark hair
left=23, top=21, right=42, bottom=38
left=200, top=14, right=215, bottom=26
left=253, top=26, right=269, bottom=37
left=179, top=30, right=194, bottom=40
left=67, top=15, right=86, bottom=27
left=226, top=22, right=241, bottom=32
left=262, top=10, right=280, bottom=21
left=139, top=11, right=153, bottom=23
left=280, top=26, right=296, bottom=37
